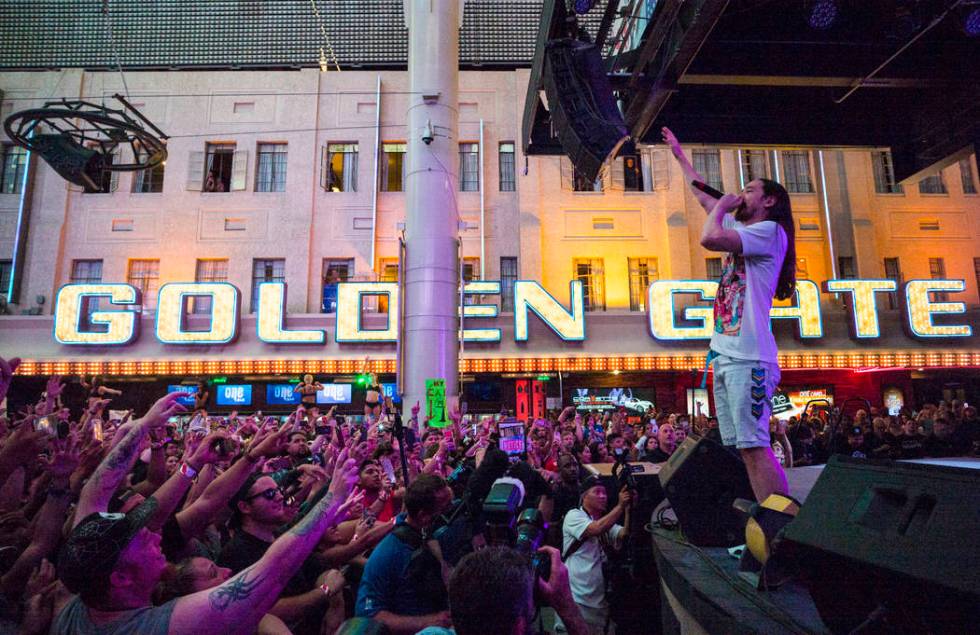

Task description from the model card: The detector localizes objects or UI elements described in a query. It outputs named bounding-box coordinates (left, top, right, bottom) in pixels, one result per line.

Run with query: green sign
left=426, top=378, right=449, bottom=428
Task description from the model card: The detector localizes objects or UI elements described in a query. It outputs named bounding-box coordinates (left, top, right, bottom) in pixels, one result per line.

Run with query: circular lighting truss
left=3, top=94, right=168, bottom=191
left=965, top=7, right=980, bottom=36
left=807, top=0, right=839, bottom=30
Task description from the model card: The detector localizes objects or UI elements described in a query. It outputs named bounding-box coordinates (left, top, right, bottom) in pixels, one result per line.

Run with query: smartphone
left=498, top=420, right=525, bottom=457
left=691, top=179, right=724, bottom=199
left=470, top=423, right=479, bottom=438
left=92, top=419, right=104, bottom=442
left=315, top=422, right=330, bottom=436
left=34, top=415, right=58, bottom=438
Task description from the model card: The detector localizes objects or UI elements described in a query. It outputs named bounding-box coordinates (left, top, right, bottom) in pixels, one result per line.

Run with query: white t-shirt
left=562, top=507, right=624, bottom=609
left=709, top=216, right=787, bottom=364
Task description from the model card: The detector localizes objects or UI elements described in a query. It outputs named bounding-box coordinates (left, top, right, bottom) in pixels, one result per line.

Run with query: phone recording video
left=498, top=420, right=525, bottom=457
left=34, top=415, right=58, bottom=438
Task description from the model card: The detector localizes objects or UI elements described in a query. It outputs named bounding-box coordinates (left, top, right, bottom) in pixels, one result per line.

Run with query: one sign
left=426, top=378, right=449, bottom=428
left=380, top=382, right=401, bottom=403
left=316, top=383, right=352, bottom=405
left=167, top=385, right=198, bottom=407
left=216, top=384, right=252, bottom=406
left=266, top=384, right=303, bottom=406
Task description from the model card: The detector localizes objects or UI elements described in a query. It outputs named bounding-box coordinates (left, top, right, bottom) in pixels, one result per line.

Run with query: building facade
left=2, top=66, right=979, bottom=415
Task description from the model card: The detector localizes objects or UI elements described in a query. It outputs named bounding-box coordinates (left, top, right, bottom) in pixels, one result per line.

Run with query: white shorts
left=712, top=354, right=780, bottom=450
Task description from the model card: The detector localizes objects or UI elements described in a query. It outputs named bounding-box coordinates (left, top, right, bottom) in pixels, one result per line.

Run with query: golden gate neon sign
left=52, top=278, right=972, bottom=346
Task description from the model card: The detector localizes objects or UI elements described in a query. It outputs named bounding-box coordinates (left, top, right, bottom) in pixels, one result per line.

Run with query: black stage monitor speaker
left=543, top=38, right=629, bottom=183
left=658, top=436, right=755, bottom=547
left=779, top=456, right=980, bottom=634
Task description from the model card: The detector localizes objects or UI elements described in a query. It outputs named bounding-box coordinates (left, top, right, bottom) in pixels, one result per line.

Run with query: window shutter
left=320, top=146, right=329, bottom=190
left=610, top=158, right=625, bottom=191
left=186, top=151, right=205, bottom=191
left=651, top=149, right=670, bottom=190
left=231, top=150, right=248, bottom=191
left=640, top=149, right=653, bottom=192
left=560, top=157, right=573, bottom=190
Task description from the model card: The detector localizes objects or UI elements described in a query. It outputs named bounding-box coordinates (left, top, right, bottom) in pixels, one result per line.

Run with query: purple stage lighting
left=808, top=0, right=838, bottom=30
left=965, top=8, right=980, bottom=36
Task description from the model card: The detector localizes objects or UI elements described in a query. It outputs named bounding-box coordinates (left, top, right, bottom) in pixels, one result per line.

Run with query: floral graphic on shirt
left=713, top=253, right=746, bottom=335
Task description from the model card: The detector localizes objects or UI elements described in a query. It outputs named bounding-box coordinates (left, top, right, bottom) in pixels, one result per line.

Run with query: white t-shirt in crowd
left=709, top=215, right=787, bottom=364
left=562, top=508, right=624, bottom=609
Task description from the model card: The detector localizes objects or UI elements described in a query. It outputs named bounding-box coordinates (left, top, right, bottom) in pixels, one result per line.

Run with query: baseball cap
left=58, top=497, right=159, bottom=593
left=579, top=474, right=605, bottom=498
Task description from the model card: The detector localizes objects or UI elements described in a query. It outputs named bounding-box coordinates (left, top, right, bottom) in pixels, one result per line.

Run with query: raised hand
left=44, top=433, right=81, bottom=481
left=0, top=356, right=20, bottom=404
left=661, top=126, right=681, bottom=153
left=138, top=392, right=189, bottom=429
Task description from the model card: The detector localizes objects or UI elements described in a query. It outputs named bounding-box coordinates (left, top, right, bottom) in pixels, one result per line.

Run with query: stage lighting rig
left=3, top=94, right=168, bottom=193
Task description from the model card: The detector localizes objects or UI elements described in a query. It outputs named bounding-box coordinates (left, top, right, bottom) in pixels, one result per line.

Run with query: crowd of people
left=0, top=354, right=976, bottom=634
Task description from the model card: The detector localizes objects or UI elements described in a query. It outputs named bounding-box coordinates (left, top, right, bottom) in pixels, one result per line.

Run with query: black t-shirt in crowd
left=217, top=529, right=320, bottom=597
left=643, top=448, right=672, bottom=464
left=506, top=459, right=553, bottom=506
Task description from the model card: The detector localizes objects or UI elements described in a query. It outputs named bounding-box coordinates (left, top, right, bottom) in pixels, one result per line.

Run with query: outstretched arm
left=661, top=127, right=716, bottom=213
left=74, top=392, right=188, bottom=527
left=168, top=474, right=362, bottom=635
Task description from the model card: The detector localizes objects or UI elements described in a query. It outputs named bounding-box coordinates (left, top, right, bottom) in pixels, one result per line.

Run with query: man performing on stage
left=663, top=127, right=797, bottom=502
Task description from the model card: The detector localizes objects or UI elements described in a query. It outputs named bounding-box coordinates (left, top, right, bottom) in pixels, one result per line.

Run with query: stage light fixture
left=965, top=7, right=980, bottom=36
left=807, top=0, right=838, bottom=30
left=572, top=0, right=597, bottom=14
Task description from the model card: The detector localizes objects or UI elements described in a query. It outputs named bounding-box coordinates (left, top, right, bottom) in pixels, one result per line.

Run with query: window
left=795, top=258, right=809, bottom=279
left=628, top=257, right=659, bottom=311
left=692, top=149, right=723, bottom=191
left=69, top=259, right=103, bottom=327
left=0, top=260, right=12, bottom=303
left=132, top=151, right=165, bottom=193
left=574, top=258, right=605, bottom=311
left=251, top=259, right=285, bottom=313
left=377, top=258, right=399, bottom=313
left=322, top=258, right=354, bottom=313
left=884, top=257, right=902, bottom=309
left=1, top=144, right=27, bottom=194
left=838, top=256, right=856, bottom=280
left=381, top=143, right=406, bottom=192
left=781, top=151, right=814, bottom=193
left=255, top=143, right=287, bottom=192
left=323, top=143, right=358, bottom=192
left=500, top=257, right=518, bottom=312
left=623, top=155, right=643, bottom=192
left=204, top=143, right=236, bottom=192
left=193, top=259, right=228, bottom=314
left=918, top=172, right=947, bottom=195
left=462, top=258, right=480, bottom=305
left=499, top=142, right=516, bottom=192
left=740, top=150, right=770, bottom=186
left=573, top=167, right=603, bottom=192
left=929, top=257, right=947, bottom=302
left=871, top=151, right=903, bottom=194
left=127, top=259, right=160, bottom=309
left=959, top=158, right=977, bottom=195
left=459, top=142, right=480, bottom=192
left=974, top=258, right=980, bottom=304
left=706, top=257, right=723, bottom=280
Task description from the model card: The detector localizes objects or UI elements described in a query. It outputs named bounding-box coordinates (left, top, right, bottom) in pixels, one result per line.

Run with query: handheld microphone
left=691, top=179, right=724, bottom=200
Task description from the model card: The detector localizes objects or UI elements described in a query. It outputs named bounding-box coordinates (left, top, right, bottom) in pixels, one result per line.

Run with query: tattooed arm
left=73, top=392, right=188, bottom=528
left=168, top=478, right=363, bottom=635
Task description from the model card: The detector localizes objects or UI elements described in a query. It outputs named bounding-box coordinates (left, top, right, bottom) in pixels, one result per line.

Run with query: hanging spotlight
left=572, top=0, right=597, bottom=15
left=965, top=7, right=980, bottom=36
left=807, top=0, right=838, bottom=30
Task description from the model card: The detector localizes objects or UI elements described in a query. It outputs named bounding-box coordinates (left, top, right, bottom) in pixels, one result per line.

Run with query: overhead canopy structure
left=523, top=0, right=980, bottom=182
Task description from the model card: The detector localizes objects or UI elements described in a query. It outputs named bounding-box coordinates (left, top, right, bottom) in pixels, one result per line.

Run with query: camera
left=482, top=479, right=551, bottom=583
left=421, top=119, right=435, bottom=145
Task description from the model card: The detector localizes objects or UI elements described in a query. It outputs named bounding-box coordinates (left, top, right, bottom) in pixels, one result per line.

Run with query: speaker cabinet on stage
left=780, top=456, right=980, bottom=634
left=658, top=436, right=755, bottom=547
left=542, top=38, right=629, bottom=183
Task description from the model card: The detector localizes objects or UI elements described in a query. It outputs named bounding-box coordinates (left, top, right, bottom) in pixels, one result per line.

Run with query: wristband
left=178, top=462, right=198, bottom=479
left=319, top=583, right=335, bottom=597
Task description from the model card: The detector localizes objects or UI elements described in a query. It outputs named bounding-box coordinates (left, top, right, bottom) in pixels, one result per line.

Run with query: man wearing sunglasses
left=218, top=472, right=347, bottom=633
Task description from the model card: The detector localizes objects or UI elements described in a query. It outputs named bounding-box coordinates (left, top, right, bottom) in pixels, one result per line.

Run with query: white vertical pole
left=402, top=0, right=463, bottom=413
left=370, top=74, right=381, bottom=272
left=479, top=118, right=486, bottom=279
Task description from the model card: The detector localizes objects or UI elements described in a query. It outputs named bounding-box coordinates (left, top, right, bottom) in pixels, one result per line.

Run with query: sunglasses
left=245, top=486, right=282, bottom=502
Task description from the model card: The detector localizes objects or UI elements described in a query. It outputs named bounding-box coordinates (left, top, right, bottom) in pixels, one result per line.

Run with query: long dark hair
left=759, top=178, right=796, bottom=300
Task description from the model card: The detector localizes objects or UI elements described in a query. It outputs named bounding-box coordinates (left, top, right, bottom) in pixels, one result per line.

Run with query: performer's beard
left=733, top=202, right=750, bottom=222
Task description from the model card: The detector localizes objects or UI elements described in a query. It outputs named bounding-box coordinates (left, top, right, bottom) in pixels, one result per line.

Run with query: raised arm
left=74, top=392, right=188, bottom=527
left=661, top=127, right=716, bottom=213
left=168, top=465, right=363, bottom=635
